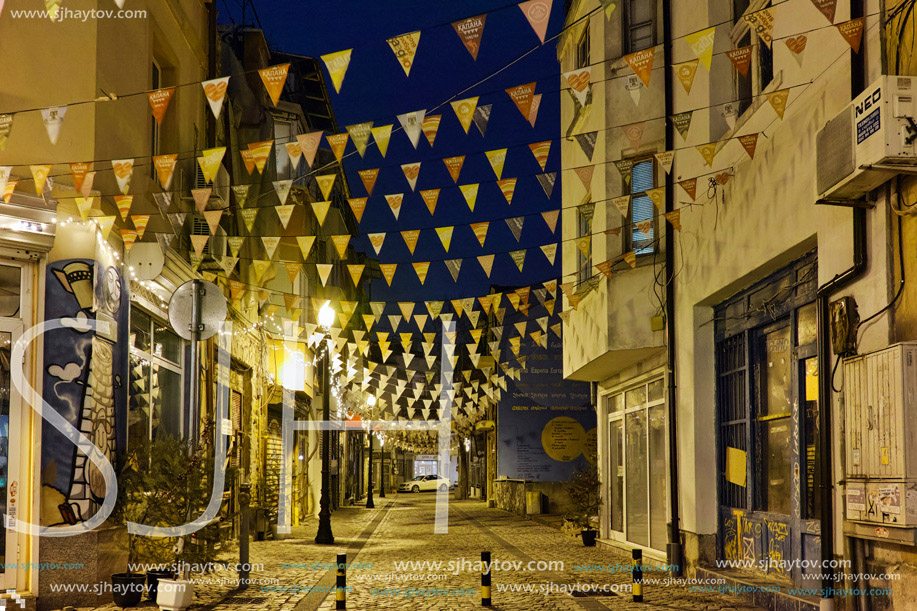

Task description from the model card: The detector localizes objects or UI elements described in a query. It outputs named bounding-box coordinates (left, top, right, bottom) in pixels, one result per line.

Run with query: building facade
left=561, top=0, right=917, bottom=608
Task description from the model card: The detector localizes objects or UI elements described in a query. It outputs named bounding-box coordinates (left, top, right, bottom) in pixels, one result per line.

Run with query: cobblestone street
left=81, top=494, right=764, bottom=611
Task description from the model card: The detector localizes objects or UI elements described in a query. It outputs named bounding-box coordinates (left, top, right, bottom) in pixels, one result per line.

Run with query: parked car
left=398, top=474, right=452, bottom=492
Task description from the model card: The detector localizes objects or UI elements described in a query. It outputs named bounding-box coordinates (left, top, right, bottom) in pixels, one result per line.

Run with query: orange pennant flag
left=665, top=210, right=682, bottom=231
left=401, top=229, right=421, bottom=254
left=505, top=82, right=536, bottom=119
left=836, top=17, right=865, bottom=53
left=422, top=115, right=441, bottom=147
left=528, top=140, right=551, bottom=171
left=624, top=48, right=655, bottom=88
left=470, top=222, right=489, bottom=246
left=678, top=178, right=697, bottom=201
left=739, top=133, right=759, bottom=159
left=121, top=229, right=138, bottom=253
left=359, top=168, right=379, bottom=195
left=259, top=63, right=290, bottom=106
left=70, top=162, right=92, bottom=192
left=326, top=133, right=349, bottom=162
left=413, top=262, right=430, bottom=285
left=148, top=88, right=175, bottom=125
left=247, top=140, right=273, bottom=173
left=726, top=46, right=753, bottom=77
left=348, top=197, right=368, bottom=223
left=420, top=189, right=440, bottom=214
left=443, top=156, right=465, bottom=182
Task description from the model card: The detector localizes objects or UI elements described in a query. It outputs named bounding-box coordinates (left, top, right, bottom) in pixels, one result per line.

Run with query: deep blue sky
left=229, top=0, right=564, bottom=304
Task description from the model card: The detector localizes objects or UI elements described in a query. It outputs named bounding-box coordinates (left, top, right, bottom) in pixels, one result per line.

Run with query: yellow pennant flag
left=646, top=187, right=665, bottom=210
left=478, top=254, right=495, bottom=278
left=346, top=122, right=373, bottom=157
left=296, top=236, right=316, bottom=259
left=435, top=226, right=454, bottom=252
left=459, top=184, right=479, bottom=211
left=768, top=89, right=789, bottom=119
left=422, top=115, right=441, bottom=147
left=470, top=221, right=489, bottom=246
left=311, top=201, right=331, bottom=225
left=450, top=97, right=478, bottom=134
left=380, top=263, right=397, bottom=286
left=484, top=149, right=507, bottom=180
left=30, top=165, right=51, bottom=195
left=674, top=60, right=699, bottom=94
left=696, top=143, right=717, bottom=166
left=371, top=124, right=393, bottom=157
left=685, top=26, right=715, bottom=70
left=131, top=214, right=150, bottom=239
left=347, top=264, right=365, bottom=285
left=197, top=147, right=226, bottom=184
left=321, top=49, right=353, bottom=93
left=96, top=216, right=116, bottom=240
left=190, top=235, right=210, bottom=257
left=316, top=174, right=337, bottom=200
left=259, top=63, right=290, bottom=106
left=76, top=196, right=94, bottom=221
left=576, top=236, right=591, bottom=258
left=331, top=235, right=351, bottom=258
left=387, top=31, right=421, bottom=77
left=316, top=264, right=333, bottom=286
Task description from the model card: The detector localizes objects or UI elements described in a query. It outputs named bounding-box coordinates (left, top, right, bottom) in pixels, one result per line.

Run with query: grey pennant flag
left=472, top=104, right=492, bottom=137
left=445, top=258, right=462, bottom=282
left=573, top=131, right=597, bottom=161
left=536, top=172, right=557, bottom=198
left=505, top=216, right=524, bottom=242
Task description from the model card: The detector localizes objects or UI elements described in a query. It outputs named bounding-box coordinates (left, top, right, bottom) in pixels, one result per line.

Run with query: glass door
left=0, top=319, right=25, bottom=590
left=608, top=419, right=623, bottom=533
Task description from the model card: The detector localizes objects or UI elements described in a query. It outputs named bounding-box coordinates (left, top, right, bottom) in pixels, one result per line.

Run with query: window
left=151, top=59, right=162, bottom=178
left=733, top=0, right=774, bottom=116
left=627, top=159, right=656, bottom=255
left=577, top=207, right=592, bottom=284
left=129, top=308, right=185, bottom=445
left=606, top=377, right=666, bottom=551
left=576, top=26, right=590, bottom=69
left=624, top=0, right=656, bottom=53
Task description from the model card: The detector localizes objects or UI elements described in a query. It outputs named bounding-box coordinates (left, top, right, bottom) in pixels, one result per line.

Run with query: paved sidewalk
left=76, top=495, right=763, bottom=611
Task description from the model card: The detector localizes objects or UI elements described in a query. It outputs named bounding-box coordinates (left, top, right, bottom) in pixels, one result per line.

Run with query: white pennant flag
left=397, top=109, right=426, bottom=148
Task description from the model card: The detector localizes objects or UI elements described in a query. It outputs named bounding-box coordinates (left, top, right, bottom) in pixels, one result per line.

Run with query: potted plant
left=565, top=464, right=602, bottom=547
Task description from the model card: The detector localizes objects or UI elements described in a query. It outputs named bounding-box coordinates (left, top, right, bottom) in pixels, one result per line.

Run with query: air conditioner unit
left=816, top=75, right=917, bottom=201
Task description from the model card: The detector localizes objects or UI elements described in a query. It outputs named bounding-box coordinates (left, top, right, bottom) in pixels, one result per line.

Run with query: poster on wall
left=40, top=259, right=128, bottom=527
left=497, top=297, right=594, bottom=482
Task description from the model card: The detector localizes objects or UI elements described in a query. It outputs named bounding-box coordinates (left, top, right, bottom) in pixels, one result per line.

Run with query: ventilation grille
left=816, top=105, right=856, bottom=196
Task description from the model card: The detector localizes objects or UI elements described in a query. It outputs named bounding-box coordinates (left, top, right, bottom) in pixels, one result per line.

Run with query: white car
left=398, top=474, right=452, bottom=493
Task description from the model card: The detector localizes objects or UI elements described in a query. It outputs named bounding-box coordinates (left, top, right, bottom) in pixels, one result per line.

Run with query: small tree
left=565, top=463, right=601, bottom=530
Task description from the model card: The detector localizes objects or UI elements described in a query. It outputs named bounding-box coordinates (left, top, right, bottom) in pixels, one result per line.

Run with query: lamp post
left=379, top=434, right=386, bottom=498
left=315, top=302, right=336, bottom=545
left=365, top=394, right=376, bottom=509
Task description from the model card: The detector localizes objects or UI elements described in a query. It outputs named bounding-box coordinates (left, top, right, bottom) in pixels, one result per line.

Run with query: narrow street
left=80, top=494, right=764, bottom=611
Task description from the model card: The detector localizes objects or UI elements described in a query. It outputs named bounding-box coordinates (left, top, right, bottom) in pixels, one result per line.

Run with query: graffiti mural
left=40, top=259, right=128, bottom=526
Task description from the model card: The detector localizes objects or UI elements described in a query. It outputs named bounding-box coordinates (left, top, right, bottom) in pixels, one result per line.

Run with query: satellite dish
left=126, top=243, right=165, bottom=281
left=168, top=280, right=227, bottom=341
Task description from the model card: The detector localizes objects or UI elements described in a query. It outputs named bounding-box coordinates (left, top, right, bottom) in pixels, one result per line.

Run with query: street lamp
left=365, top=394, right=376, bottom=509
left=315, top=301, right=335, bottom=545
left=379, top=433, right=386, bottom=498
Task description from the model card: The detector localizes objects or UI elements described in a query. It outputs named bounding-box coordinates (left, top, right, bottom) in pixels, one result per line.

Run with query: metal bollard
left=336, top=553, right=346, bottom=609
left=481, top=551, right=491, bottom=607
left=632, top=548, right=643, bottom=603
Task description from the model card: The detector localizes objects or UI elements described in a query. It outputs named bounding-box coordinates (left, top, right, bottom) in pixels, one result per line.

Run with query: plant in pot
left=112, top=432, right=177, bottom=607
left=565, top=464, right=602, bottom=547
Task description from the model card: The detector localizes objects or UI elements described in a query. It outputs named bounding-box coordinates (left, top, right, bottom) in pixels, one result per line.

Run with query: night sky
left=226, top=0, right=565, bottom=304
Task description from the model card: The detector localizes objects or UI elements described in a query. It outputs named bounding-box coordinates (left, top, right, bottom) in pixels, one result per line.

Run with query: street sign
left=168, top=279, right=226, bottom=341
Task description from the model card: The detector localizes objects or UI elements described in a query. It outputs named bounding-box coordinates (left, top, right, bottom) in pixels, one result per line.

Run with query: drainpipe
left=661, top=0, right=683, bottom=577
left=818, top=2, right=867, bottom=608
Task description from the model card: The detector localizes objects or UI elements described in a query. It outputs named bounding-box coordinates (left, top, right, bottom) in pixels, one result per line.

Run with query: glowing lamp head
left=318, top=301, right=335, bottom=328
left=367, top=394, right=377, bottom=407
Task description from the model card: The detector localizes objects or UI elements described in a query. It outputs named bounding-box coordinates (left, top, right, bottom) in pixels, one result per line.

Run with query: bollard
left=336, top=553, right=346, bottom=610
left=632, top=548, right=643, bottom=603
left=481, top=551, right=491, bottom=607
